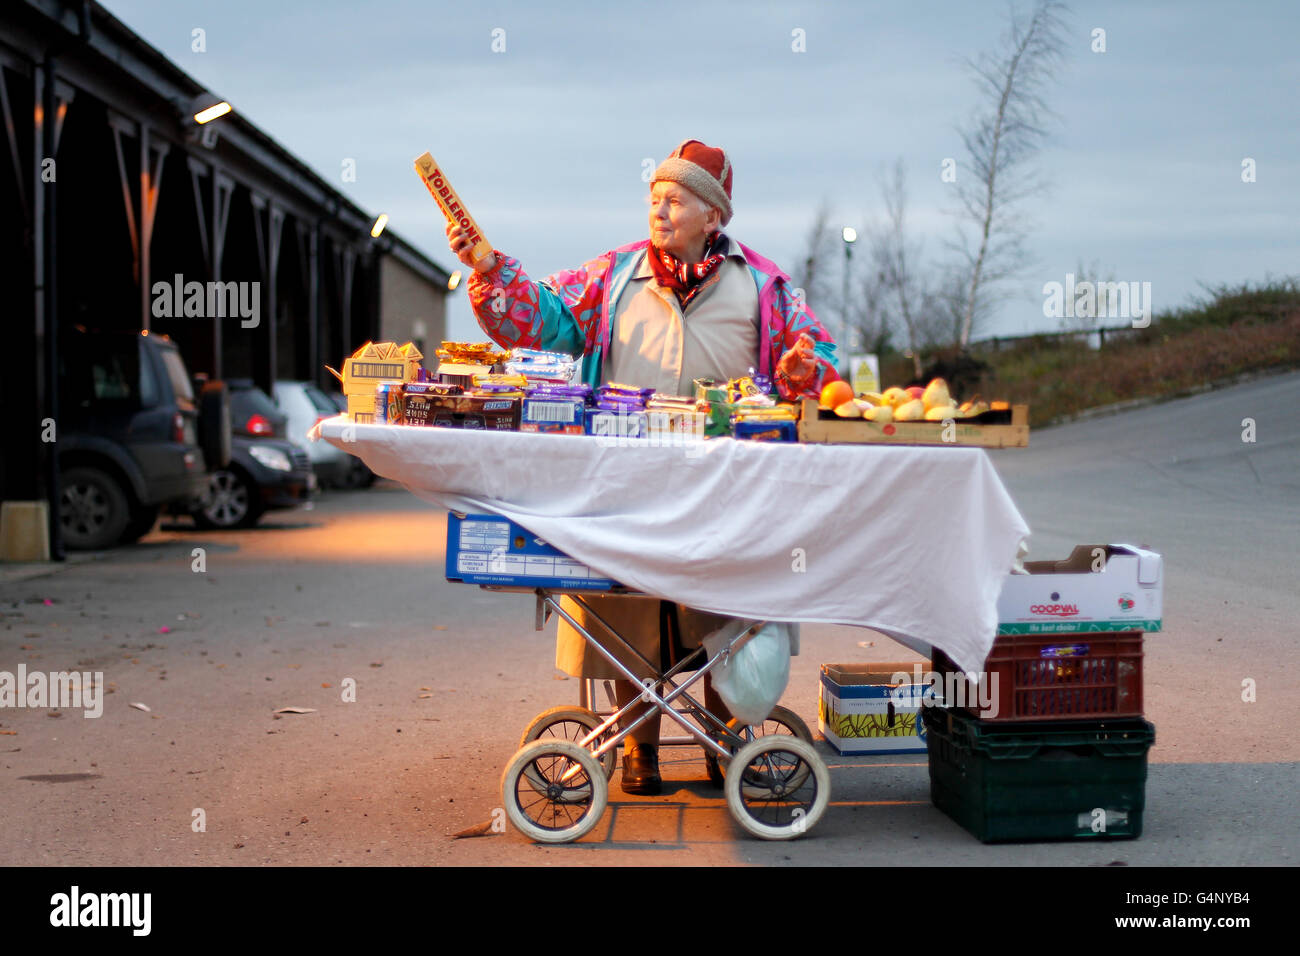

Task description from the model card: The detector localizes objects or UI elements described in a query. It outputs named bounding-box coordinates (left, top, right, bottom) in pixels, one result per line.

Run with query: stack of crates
left=923, top=544, right=1162, bottom=842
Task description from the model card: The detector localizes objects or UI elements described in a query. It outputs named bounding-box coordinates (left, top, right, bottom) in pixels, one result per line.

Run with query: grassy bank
left=879, top=279, right=1300, bottom=428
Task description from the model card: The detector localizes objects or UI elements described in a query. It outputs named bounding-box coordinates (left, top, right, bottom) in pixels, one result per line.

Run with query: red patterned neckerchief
left=648, top=231, right=728, bottom=309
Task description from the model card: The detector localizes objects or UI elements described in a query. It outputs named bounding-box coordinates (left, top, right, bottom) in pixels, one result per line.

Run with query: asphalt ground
left=1, top=373, right=1296, bottom=866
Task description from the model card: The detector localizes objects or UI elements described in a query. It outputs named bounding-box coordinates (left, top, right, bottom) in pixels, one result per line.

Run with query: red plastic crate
left=933, top=632, right=1144, bottom=722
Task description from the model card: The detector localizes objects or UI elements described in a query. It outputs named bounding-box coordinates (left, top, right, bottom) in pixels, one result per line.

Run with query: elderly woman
left=446, top=139, right=838, bottom=795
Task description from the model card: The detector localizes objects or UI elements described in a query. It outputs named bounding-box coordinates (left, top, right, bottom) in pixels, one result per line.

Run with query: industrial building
left=1, top=0, right=452, bottom=558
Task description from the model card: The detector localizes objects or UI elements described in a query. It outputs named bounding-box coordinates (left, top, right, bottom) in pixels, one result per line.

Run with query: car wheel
left=119, top=504, right=161, bottom=544
left=60, top=466, right=131, bottom=550
left=193, top=469, right=263, bottom=529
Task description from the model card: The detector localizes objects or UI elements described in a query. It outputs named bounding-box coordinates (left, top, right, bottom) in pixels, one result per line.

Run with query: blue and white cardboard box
left=445, top=512, right=619, bottom=590
left=818, top=662, right=936, bottom=755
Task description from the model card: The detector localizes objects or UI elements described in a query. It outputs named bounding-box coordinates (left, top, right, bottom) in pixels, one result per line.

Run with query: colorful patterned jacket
left=466, top=238, right=839, bottom=400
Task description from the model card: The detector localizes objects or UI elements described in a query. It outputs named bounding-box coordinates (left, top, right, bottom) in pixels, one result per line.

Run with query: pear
left=924, top=404, right=959, bottom=421
left=834, top=400, right=862, bottom=418
left=922, top=378, right=951, bottom=411
left=863, top=404, right=893, bottom=423
left=894, top=399, right=925, bottom=421
left=881, top=387, right=909, bottom=408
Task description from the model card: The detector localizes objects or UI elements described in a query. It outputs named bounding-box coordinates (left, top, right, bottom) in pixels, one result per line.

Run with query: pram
left=477, top=584, right=830, bottom=843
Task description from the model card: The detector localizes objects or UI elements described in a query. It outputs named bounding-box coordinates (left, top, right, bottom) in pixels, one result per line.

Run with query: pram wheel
left=502, top=740, right=607, bottom=843
left=725, top=736, right=829, bottom=841
left=520, top=706, right=618, bottom=782
left=718, top=705, right=814, bottom=791
left=726, top=704, right=814, bottom=745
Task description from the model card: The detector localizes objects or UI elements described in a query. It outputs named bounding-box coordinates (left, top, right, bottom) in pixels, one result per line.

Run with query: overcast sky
left=101, top=0, right=1300, bottom=346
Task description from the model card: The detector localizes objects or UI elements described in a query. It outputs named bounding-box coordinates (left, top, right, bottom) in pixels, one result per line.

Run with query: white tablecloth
left=317, top=418, right=1031, bottom=673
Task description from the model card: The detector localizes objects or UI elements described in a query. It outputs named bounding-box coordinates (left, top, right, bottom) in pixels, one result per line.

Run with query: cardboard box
left=733, top=419, right=797, bottom=442
left=403, top=384, right=463, bottom=426
left=586, top=409, right=647, bottom=439
left=998, top=544, right=1163, bottom=634
left=818, top=662, right=935, bottom=755
left=445, top=512, right=619, bottom=590
left=645, top=408, right=707, bottom=442
left=797, top=398, right=1029, bottom=447
left=330, top=341, right=423, bottom=395
left=436, top=361, right=497, bottom=390
left=326, top=341, right=424, bottom=422
left=346, top=393, right=374, bottom=424
left=521, top=395, right=586, bottom=435
left=427, top=394, right=520, bottom=430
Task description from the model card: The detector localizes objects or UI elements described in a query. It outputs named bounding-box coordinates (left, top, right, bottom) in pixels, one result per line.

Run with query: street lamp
left=841, top=226, right=857, bottom=371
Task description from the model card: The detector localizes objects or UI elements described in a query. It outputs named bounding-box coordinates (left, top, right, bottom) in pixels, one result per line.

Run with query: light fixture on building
left=447, top=270, right=462, bottom=291
left=194, top=101, right=232, bottom=124
left=370, top=214, right=389, bottom=239
left=179, top=93, right=232, bottom=150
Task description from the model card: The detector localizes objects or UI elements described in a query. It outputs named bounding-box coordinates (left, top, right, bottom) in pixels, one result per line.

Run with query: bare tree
left=871, top=160, right=930, bottom=377
left=790, top=199, right=838, bottom=317
left=847, top=260, right=891, bottom=358
left=954, top=0, right=1069, bottom=347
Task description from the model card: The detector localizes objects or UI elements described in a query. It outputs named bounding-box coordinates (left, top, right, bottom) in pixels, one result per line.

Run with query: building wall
left=379, top=254, right=446, bottom=358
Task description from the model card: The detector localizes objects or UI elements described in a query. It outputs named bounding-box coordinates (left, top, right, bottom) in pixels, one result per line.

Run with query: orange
left=820, top=380, right=854, bottom=409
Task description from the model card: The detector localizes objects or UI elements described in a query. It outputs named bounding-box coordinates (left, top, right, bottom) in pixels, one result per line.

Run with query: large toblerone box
left=445, top=512, right=618, bottom=590
left=818, top=662, right=936, bottom=755
left=998, top=544, right=1163, bottom=634
left=414, top=152, right=493, bottom=265
left=327, top=341, right=424, bottom=423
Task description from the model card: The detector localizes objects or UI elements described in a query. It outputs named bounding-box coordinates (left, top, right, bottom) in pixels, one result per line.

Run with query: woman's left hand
left=777, top=334, right=819, bottom=387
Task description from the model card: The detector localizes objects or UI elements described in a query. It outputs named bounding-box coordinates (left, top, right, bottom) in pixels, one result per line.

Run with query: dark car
left=190, top=380, right=315, bottom=529
left=58, top=329, right=229, bottom=549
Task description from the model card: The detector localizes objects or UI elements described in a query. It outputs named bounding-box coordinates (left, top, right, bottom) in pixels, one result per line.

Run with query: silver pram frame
left=483, top=585, right=831, bottom=843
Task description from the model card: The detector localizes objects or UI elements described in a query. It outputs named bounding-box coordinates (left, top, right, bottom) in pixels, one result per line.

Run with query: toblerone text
left=414, top=152, right=492, bottom=265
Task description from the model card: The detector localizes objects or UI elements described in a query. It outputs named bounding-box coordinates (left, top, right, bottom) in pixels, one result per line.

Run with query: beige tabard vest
left=604, top=237, right=760, bottom=394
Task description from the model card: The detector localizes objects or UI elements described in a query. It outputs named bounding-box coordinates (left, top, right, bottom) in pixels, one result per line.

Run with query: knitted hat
left=652, top=140, right=733, bottom=226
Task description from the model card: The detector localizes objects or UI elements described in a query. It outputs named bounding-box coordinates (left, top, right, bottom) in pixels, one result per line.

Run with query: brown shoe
left=620, top=744, right=662, bottom=795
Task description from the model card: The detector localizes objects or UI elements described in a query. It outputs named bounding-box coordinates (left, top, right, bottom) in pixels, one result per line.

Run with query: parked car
left=57, top=328, right=229, bottom=549
left=189, top=380, right=315, bottom=529
left=326, top=389, right=377, bottom=489
left=273, top=380, right=372, bottom=489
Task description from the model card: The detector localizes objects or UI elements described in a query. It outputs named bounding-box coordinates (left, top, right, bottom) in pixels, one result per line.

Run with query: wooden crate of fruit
left=798, top=378, right=1029, bottom=448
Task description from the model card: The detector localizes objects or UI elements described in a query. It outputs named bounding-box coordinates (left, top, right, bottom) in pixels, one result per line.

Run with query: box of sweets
left=520, top=385, right=589, bottom=435
left=426, top=393, right=520, bottom=430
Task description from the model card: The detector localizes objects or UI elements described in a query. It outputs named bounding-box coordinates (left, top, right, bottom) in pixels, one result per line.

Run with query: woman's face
left=648, top=181, right=720, bottom=263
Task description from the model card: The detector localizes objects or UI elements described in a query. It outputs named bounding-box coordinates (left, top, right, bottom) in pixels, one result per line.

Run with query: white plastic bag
left=701, top=620, right=795, bottom=726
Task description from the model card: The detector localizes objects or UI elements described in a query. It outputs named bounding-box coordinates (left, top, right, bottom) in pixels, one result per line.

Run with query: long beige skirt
left=554, top=594, right=733, bottom=680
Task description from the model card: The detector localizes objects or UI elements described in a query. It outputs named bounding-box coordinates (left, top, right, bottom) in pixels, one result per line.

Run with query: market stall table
left=314, top=418, right=1031, bottom=840
left=317, top=418, right=1030, bottom=674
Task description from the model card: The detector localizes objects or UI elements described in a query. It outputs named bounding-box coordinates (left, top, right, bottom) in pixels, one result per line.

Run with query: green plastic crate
left=921, top=706, right=1155, bottom=843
